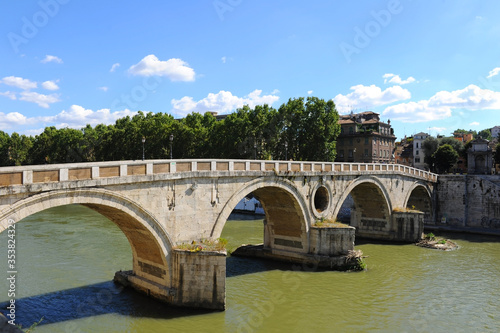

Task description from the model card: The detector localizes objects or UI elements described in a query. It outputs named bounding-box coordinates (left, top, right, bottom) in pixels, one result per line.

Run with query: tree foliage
left=495, top=143, right=500, bottom=166
left=0, top=97, right=341, bottom=166
left=432, top=144, right=459, bottom=174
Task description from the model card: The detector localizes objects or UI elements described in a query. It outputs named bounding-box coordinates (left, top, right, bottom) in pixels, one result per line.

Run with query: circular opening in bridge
left=314, top=186, right=329, bottom=213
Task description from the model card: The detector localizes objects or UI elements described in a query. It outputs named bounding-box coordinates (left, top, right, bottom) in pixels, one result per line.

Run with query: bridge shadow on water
left=0, top=281, right=213, bottom=328
left=0, top=256, right=300, bottom=328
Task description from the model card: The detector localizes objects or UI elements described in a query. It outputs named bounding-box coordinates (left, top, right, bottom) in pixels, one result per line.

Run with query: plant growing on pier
left=345, top=249, right=367, bottom=271
left=175, top=238, right=228, bottom=252
left=313, top=218, right=349, bottom=228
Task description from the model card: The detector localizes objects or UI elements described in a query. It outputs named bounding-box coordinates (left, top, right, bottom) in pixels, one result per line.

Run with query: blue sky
left=1, top=0, right=500, bottom=140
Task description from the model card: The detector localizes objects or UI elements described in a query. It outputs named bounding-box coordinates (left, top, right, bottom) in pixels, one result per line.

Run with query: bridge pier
left=115, top=249, right=226, bottom=310
left=350, top=209, right=424, bottom=242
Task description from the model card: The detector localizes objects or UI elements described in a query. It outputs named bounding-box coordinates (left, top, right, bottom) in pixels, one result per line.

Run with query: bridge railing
left=0, top=159, right=438, bottom=187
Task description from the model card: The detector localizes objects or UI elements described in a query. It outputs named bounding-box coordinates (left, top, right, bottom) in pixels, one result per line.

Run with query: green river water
left=1, top=205, right=500, bottom=332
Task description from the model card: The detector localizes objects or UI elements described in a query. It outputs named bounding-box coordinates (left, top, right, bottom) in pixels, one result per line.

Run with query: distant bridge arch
left=211, top=177, right=310, bottom=252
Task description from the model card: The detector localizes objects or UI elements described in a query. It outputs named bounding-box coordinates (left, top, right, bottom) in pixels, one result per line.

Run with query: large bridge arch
left=0, top=188, right=174, bottom=287
left=405, top=182, right=434, bottom=223
left=332, top=176, right=392, bottom=220
left=211, top=177, right=311, bottom=253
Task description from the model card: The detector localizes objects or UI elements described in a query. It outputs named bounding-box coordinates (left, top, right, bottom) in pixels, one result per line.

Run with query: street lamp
left=169, top=134, right=174, bottom=159
left=254, top=141, right=257, bottom=160
left=284, top=141, right=288, bottom=160
left=142, top=137, right=146, bottom=161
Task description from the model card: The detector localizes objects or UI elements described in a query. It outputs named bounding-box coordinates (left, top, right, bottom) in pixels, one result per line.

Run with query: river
left=1, top=205, right=500, bottom=332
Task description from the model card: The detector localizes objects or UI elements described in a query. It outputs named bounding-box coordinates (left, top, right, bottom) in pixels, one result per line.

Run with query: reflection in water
left=1, top=205, right=500, bottom=332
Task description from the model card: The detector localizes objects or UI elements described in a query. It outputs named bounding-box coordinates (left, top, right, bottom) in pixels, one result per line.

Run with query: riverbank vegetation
left=0, top=97, right=341, bottom=166
left=416, top=232, right=458, bottom=251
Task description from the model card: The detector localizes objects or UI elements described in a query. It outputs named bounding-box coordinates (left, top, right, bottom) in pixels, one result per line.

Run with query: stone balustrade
left=0, top=159, right=438, bottom=187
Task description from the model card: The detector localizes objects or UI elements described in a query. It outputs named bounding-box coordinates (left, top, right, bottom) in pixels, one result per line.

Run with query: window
left=415, top=157, right=421, bottom=163
left=348, top=149, right=353, bottom=158
left=339, top=139, right=344, bottom=146
left=339, top=150, right=344, bottom=158
left=349, top=138, right=353, bottom=146
left=416, top=150, right=419, bottom=155
left=365, top=137, right=369, bottom=144
left=416, top=143, right=419, bottom=148
left=349, top=127, right=354, bottom=134
left=373, top=150, right=377, bottom=156
left=364, top=149, right=368, bottom=156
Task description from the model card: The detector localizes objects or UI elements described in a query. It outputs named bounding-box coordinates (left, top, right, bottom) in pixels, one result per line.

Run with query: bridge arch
left=333, top=176, right=392, bottom=222
left=404, top=182, right=434, bottom=223
left=211, top=178, right=311, bottom=252
left=0, top=188, right=174, bottom=286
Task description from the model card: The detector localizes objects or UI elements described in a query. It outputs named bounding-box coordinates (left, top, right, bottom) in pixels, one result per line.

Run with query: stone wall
left=309, top=226, right=355, bottom=256
left=436, top=175, right=500, bottom=231
left=171, top=250, right=226, bottom=310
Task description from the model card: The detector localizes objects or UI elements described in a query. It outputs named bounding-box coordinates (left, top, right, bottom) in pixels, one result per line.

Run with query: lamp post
left=254, top=141, right=257, bottom=160
left=284, top=141, right=288, bottom=160
left=142, top=137, right=146, bottom=161
left=169, top=134, right=174, bottom=159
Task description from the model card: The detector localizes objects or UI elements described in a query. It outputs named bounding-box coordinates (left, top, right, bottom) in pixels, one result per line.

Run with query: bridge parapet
left=0, top=159, right=437, bottom=188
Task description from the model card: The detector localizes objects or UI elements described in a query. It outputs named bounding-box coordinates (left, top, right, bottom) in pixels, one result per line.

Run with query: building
left=336, top=111, right=396, bottom=163
left=467, top=138, right=493, bottom=174
left=453, top=132, right=474, bottom=143
left=412, top=132, right=429, bottom=170
left=394, top=137, right=413, bottom=166
left=492, top=126, right=500, bottom=140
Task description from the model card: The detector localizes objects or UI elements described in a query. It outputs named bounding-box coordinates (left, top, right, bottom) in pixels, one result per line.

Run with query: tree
left=495, top=143, right=500, bottom=166
left=422, top=136, right=438, bottom=171
left=477, top=129, right=492, bottom=141
left=432, top=144, right=458, bottom=174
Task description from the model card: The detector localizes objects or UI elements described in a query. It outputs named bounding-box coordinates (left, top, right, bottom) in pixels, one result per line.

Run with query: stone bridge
left=0, top=159, right=437, bottom=310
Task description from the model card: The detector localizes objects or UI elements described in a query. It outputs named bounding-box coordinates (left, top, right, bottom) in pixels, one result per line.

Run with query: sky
left=1, top=0, right=500, bottom=140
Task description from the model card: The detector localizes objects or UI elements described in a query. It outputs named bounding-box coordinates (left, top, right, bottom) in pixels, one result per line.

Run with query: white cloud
left=221, top=56, right=227, bottom=64
left=383, top=73, right=416, bottom=85
left=42, top=80, right=59, bottom=91
left=307, top=90, right=313, bottom=95
left=171, top=89, right=280, bottom=117
left=428, top=126, right=447, bottom=134
left=19, top=91, right=60, bottom=108
left=0, top=91, right=17, bottom=100
left=487, top=67, right=500, bottom=79
left=128, top=55, right=195, bottom=82
left=469, top=121, right=480, bottom=126
left=0, top=76, right=37, bottom=90
left=98, top=86, right=109, bottom=92
left=383, top=100, right=452, bottom=123
left=333, top=84, right=411, bottom=113
left=110, top=63, right=120, bottom=72
left=42, top=105, right=136, bottom=128
left=0, top=111, right=31, bottom=129
left=383, top=84, right=500, bottom=123
left=41, top=55, right=63, bottom=64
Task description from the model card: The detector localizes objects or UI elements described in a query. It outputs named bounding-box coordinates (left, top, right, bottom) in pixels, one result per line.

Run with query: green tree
left=494, top=143, right=500, bottom=166
left=6, top=133, right=32, bottom=166
left=0, top=131, right=10, bottom=166
left=422, top=136, right=439, bottom=171
left=477, top=129, right=492, bottom=141
left=432, top=144, right=458, bottom=174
